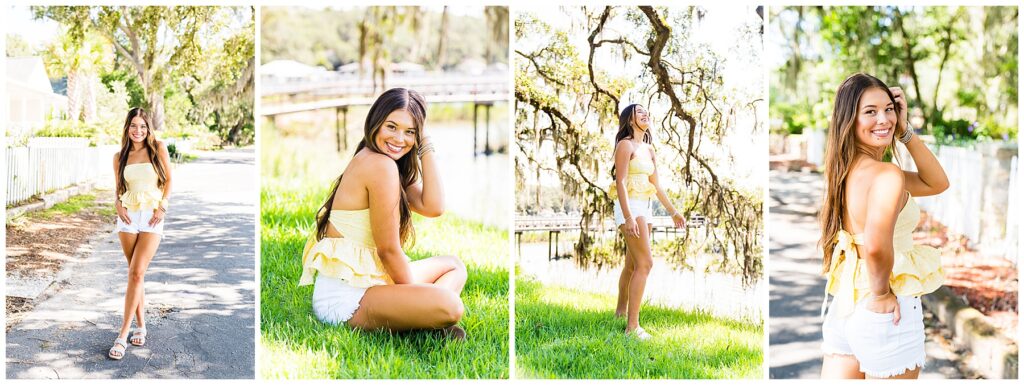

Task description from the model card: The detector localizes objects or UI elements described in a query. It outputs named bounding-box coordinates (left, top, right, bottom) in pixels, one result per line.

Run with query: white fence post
left=1006, top=155, right=1018, bottom=265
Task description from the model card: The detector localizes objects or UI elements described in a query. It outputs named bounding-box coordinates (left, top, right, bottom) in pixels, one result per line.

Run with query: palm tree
left=43, top=28, right=107, bottom=123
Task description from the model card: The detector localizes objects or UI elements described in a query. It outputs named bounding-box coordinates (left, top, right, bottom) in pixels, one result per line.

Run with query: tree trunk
left=436, top=6, right=449, bottom=70
left=226, top=119, right=245, bottom=145
left=66, top=71, right=81, bottom=121
left=895, top=9, right=927, bottom=130
left=82, top=74, right=98, bottom=123
left=931, top=19, right=956, bottom=125
left=148, top=89, right=165, bottom=132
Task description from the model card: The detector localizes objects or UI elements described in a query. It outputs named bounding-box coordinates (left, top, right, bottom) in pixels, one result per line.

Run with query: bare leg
left=347, top=283, right=464, bottom=331
left=409, top=255, right=467, bottom=294
left=117, top=233, right=160, bottom=340
left=118, top=233, right=145, bottom=328
left=615, top=237, right=636, bottom=318
left=622, top=216, right=653, bottom=332
left=821, top=354, right=865, bottom=379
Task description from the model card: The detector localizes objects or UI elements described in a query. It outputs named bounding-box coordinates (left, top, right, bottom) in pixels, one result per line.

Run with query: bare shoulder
left=864, top=161, right=903, bottom=184
left=113, top=151, right=121, bottom=162
left=351, top=150, right=399, bottom=181
left=155, top=140, right=169, bottom=153
left=614, top=139, right=634, bottom=151
left=614, top=139, right=634, bottom=156
left=863, top=161, right=905, bottom=204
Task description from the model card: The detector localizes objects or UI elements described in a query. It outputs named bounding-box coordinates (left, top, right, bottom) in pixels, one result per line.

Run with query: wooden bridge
left=515, top=214, right=708, bottom=260
left=260, top=74, right=508, bottom=155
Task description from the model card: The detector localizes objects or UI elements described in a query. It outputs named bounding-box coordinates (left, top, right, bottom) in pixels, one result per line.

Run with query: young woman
left=610, top=104, right=685, bottom=340
left=299, top=88, right=468, bottom=339
left=819, top=73, right=948, bottom=379
left=108, top=107, right=172, bottom=359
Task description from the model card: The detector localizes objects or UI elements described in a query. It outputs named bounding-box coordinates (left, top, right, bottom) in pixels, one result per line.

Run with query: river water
left=427, top=123, right=510, bottom=228
left=268, top=113, right=510, bottom=229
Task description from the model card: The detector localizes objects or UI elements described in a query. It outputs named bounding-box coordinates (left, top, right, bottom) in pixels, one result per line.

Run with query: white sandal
left=108, top=337, right=128, bottom=360
left=130, top=327, right=147, bottom=346
left=628, top=326, right=652, bottom=341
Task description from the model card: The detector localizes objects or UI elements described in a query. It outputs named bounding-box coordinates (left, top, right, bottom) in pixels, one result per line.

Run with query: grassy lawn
left=40, top=194, right=115, bottom=218
left=260, top=123, right=509, bottom=379
left=515, top=278, right=762, bottom=379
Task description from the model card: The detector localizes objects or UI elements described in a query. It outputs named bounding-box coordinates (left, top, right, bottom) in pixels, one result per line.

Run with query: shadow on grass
left=515, top=279, right=762, bottom=379
left=259, top=186, right=509, bottom=379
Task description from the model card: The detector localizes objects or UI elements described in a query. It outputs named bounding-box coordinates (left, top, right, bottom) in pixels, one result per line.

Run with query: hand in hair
left=889, top=86, right=909, bottom=134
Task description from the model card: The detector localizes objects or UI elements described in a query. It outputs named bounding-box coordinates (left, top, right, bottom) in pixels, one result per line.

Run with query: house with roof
left=6, top=56, right=67, bottom=137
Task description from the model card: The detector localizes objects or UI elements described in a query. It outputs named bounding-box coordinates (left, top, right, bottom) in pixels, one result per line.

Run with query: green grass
left=28, top=194, right=115, bottom=220
left=260, top=121, right=509, bottom=379
left=515, top=279, right=763, bottom=379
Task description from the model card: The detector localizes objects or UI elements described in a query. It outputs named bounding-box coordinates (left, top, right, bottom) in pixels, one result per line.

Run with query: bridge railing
left=261, top=73, right=508, bottom=103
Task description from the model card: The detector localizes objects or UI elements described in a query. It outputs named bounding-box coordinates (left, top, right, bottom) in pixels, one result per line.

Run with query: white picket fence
left=1005, top=155, right=1018, bottom=264
left=898, top=142, right=1018, bottom=263
left=910, top=146, right=984, bottom=239
left=5, top=142, right=119, bottom=206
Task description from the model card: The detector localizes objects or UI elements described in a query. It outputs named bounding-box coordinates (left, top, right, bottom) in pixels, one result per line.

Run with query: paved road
left=6, top=149, right=256, bottom=379
left=767, top=170, right=963, bottom=379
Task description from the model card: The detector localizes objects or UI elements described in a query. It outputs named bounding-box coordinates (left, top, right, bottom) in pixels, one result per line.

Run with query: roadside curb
left=6, top=182, right=98, bottom=218
left=923, top=285, right=1019, bottom=379
left=6, top=224, right=114, bottom=328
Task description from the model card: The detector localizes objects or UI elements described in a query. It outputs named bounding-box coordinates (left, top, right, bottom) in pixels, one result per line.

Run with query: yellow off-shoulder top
left=120, top=163, right=163, bottom=211
left=299, top=209, right=397, bottom=288
left=822, top=195, right=944, bottom=318
left=609, top=155, right=657, bottom=200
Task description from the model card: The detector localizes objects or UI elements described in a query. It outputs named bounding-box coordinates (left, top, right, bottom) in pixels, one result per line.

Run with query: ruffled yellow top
left=822, top=195, right=944, bottom=318
left=120, top=163, right=163, bottom=211
left=299, top=209, right=396, bottom=288
left=609, top=155, right=657, bottom=200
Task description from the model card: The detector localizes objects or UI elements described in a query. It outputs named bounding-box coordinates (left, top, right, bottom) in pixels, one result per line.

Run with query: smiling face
left=373, top=109, right=418, bottom=160
left=633, top=105, right=650, bottom=131
left=128, top=116, right=149, bottom=144
left=853, top=87, right=897, bottom=149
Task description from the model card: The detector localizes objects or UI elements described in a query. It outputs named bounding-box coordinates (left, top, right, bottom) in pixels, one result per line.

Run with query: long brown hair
left=116, top=107, right=167, bottom=196
left=819, top=73, right=906, bottom=273
left=611, top=104, right=652, bottom=177
left=315, top=88, right=426, bottom=244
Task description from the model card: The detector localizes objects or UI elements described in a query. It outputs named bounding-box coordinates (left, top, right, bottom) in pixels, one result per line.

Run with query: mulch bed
left=5, top=193, right=115, bottom=321
left=914, top=211, right=1018, bottom=338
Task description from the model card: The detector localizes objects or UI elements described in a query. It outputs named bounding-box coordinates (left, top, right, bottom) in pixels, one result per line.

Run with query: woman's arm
left=406, top=136, right=444, bottom=217
left=613, top=140, right=638, bottom=237
left=367, top=153, right=414, bottom=284
left=157, top=142, right=173, bottom=204
left=891, top=87, right=949, bottom=197
left=861, top=163, right=905, bottom=324
left=900, top=135, right=949, bottom=197
left=148, top=143, right=173, bottom=226
left=648, top=153, right=685, bottom=228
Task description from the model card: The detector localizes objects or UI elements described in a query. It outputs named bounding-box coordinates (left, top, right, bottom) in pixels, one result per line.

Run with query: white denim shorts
left=613, top=198, right=652, bottom=226
left=115, top=210, right=165, bottom=236
left=312, top=275, right=368, bottom=325
left=822, top=295, right=926, bottom=378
